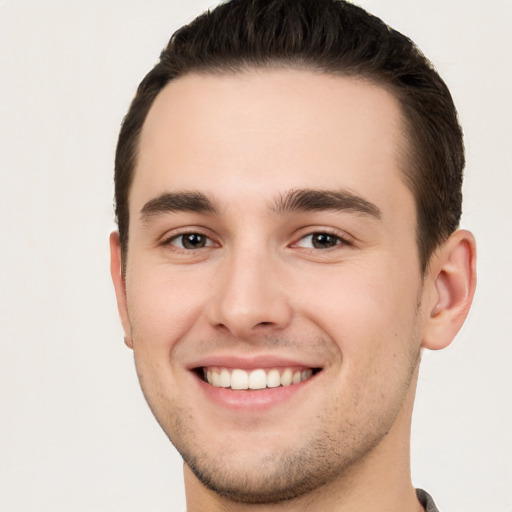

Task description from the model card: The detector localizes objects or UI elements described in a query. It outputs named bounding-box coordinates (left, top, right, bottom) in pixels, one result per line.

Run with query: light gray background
left=1, top=1, right=511, bottom=510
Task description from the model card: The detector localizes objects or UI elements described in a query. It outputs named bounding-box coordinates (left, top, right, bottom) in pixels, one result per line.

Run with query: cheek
left=303, top=260, right=422, bottom=360
left=309, top=263, right=422, bottom=412
left=125, top=263, right=209, bottom=352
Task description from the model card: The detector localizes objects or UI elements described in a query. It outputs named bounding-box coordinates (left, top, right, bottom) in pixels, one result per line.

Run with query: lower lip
left=192, top=372, right=317, bottom=411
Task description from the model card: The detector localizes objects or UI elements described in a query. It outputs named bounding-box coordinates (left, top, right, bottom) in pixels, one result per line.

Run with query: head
left=115, top=0, right=464, bottom=276
left=111, top=0, right=476, bottom=507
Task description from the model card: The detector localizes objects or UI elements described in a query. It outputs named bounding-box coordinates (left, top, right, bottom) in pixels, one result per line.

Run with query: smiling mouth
left=198, top=366, right=321, bottom=390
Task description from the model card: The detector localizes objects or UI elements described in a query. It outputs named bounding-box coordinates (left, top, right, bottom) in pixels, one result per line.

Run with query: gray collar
left=416, top=489, right=440, bottom=512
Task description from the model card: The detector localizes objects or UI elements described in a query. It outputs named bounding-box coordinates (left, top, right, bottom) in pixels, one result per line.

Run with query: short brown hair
left=115, top=0, right=464, bottom=273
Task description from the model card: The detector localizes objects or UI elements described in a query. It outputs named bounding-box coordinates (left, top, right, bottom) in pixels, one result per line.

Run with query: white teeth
left=302, top=369, right=312, bottom=381
left=248, top=369, right=267, bottom=389
left=280, top=368, right=293, bottom=386
left=204, top=367, right=316, bottom=389
left=266, top=369, right=281, bottom=388
left=231, top=369, right=249, bottom=390
left=219, top=368, right=231, bottom=388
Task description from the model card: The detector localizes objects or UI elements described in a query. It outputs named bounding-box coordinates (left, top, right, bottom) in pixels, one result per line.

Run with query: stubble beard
left=163, top=352, right=421, bottom=505
left=134, top=310, right=423, bottom=505
left=178, top=422, right=384, bottom=504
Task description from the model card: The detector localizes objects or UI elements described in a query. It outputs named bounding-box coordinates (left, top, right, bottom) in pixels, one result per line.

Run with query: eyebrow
left=139, top=187, right=382, bottom=223
left=140, top=191, right=218, bottom=222
left=271, top=188, right=382, bottom=219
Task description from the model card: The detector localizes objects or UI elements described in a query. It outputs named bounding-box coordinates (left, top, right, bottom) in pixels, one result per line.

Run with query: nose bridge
left=208, top=240, right=292, bottom=337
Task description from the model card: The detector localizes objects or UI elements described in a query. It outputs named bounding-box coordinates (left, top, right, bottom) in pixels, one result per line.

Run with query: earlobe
left=422, top=229, right=477, bottom=350
left=109, top=232, right=133, bottom=349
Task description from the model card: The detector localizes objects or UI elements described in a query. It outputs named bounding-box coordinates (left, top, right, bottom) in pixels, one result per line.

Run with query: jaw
left=183, top=368, right=421, bottom=511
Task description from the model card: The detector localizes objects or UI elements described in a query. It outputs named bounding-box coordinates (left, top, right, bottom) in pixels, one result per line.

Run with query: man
left=110, top=0, right=476, bottom=510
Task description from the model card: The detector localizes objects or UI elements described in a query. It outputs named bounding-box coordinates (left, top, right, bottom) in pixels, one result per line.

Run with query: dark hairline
left=115, top=0, right=464, bottom=278
left=121, top=65, right=425, bottom=272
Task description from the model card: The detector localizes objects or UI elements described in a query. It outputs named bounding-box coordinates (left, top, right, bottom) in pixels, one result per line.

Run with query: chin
left=173, top=418, right=386, bottom=505
left=183, top=447, right=336, bottom=504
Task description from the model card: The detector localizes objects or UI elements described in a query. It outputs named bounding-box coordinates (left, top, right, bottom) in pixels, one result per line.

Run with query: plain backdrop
left=1, top=1, right=511, bottom=511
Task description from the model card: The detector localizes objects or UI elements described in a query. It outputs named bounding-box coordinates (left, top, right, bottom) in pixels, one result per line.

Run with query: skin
left=110, top=69, right=476, bottom=511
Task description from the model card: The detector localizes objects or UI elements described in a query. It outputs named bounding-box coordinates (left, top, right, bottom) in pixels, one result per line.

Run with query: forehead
left=132, top=69, right=410, bottom=217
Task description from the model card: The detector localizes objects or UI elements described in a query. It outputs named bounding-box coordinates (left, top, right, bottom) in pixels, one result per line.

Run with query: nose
left=206, top=246, right=293, bottom=338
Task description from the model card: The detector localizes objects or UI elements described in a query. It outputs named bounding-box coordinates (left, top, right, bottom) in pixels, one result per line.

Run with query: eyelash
left=292, top=231, right=352, bottom=250
left=162, top=229, right=352, bottom=252
left=163, top=232, right=217, bottom=251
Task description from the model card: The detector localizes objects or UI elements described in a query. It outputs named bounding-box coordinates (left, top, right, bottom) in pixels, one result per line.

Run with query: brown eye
left=310, top=233, right=339, bottom=249
left=295, top=232, right=343, bottom=249
left=170, top=233, right=213, bottom=249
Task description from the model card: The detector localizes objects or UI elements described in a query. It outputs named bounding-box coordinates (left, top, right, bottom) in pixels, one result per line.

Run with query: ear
left=109, top=231, right=133, bottom=349
left=422, top=229, right=477, bottom=350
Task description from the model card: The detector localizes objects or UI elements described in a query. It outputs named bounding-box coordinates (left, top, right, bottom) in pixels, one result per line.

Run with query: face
left=113, top=70, right=430, bottom=503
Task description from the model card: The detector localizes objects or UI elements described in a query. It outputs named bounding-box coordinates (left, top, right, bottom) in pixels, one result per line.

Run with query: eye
left=168, top=233, right=215, bottom=250
left=295, top=232, right=346, bottom=249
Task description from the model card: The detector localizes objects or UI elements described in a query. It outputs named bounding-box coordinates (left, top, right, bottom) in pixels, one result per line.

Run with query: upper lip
left=187, top=353, right=324, bottom=371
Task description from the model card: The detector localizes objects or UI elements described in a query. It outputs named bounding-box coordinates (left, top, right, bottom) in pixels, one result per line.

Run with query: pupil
left=312, top=233, right=337, bottom=249
left=183, top=234, right=205, bottom=249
